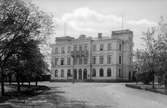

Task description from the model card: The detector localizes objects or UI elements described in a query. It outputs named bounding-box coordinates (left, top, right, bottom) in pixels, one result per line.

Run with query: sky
left=31, top=0, right=167, bottom=49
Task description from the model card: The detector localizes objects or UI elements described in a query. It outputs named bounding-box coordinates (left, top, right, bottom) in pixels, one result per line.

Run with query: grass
left=125, top=83, right=167, bottom=95
left=0, top=84, right=50, bottom=103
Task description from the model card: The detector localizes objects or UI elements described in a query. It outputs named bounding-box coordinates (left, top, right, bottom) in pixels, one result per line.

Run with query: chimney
left=98, top=33, right=102, bottom=39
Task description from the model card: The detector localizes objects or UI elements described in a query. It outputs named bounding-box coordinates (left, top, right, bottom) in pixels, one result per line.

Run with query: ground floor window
left=107, top=68, right=111, bottom=77
left=55, top=70, right=58, bottom=77
left=92, top=68, right=96, bottom=77
left=61, top=69, right=64, bottom=77
left=119, top=69, right=121, bottom=77
left=67, top=69, right=72, bottom=77
left=99, top=68, right=104, bottom=77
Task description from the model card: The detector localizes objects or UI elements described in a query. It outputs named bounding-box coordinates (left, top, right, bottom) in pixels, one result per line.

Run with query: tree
left=0, top=0, right=54, bottom=95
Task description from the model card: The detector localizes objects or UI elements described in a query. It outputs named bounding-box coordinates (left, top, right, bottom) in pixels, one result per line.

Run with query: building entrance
left=79, top=69, right=82, bottom=80
left=83, top=69, right=87, bottom=80
left=74, top=69, right=77, bottom=80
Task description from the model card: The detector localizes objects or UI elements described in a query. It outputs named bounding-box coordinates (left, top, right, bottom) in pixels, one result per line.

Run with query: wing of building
left=50, top=29, right=134, bottom=81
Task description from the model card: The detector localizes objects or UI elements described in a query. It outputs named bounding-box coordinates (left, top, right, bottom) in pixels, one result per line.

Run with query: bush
left=136, top=71, right=153, bottom=84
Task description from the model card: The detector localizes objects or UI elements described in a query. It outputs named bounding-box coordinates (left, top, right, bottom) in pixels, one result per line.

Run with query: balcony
left=71, top=50, right=89, bottom=57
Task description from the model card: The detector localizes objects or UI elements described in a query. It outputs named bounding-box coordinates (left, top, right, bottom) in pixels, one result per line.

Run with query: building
left=50, top=29, right=133, bottom=81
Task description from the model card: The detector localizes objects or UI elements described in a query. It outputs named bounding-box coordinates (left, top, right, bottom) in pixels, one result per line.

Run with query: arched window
left=92, top=68, right=96, bottom=77
left=107, top=68, right=111, bottom=77
left=99, top=68, right=104, bottom=77
left=55, top=70, right=58, bottom=77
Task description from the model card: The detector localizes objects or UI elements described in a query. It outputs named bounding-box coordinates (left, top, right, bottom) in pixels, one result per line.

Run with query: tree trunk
left=35, top=81, right=38, bottom=87
left=165, top=74, right=167, bottom=89
left=1, top=67, right=5, bottom=96
left=9, top=75, right=12, bottom=85
left=17, top=81, right=20, bottom=92
left=16, top=71, right=21, bottom=92
left=28, top=81, right=30, bottom=87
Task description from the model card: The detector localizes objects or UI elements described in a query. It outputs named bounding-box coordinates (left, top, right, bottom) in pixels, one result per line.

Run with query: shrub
left=136, top=71, right=153, bottom=84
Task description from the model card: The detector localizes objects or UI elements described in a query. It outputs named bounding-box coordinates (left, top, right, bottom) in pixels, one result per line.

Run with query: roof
left=112, top=29, right=133, bottom=35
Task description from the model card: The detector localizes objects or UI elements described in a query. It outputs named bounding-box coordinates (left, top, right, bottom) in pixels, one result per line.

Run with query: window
left=61, top=58, right=64, bottom=65
left=107, top=55, right=112, bottom=64
left=73, top=45, right=77, bottom=51
left=55, top=47, right=58, bottom=54
left=107, top=68, right=111, bottom=77
left=67, top=46, right=71, bottom=53
left=67, top=69, right=72, bottom=77
left=93, top=45, right=96, bottom=51
left=92, top=68, right=96, bottom=77
left=100, top=44, right=104, bottom=51
left=79, top=57, right=82, bottom=65
left=99, top=56, right=104, bottom=64
left=84, top=44, right=88, bottom=50
left=52, top=61, right=55, bottom=67
left=119, top=44, right=122, bottom=51
left=74, top=58, right=77, bottom=65
left=119, top=69, right=121, bottom=77
left=99, top=68, right=104, bottom=77
left=92, top=56, right=96, bottom=64
left=55, top=70, right=58, bottom=77
left=61, top=47, right=65, bottom=54
left=108, top=43, right=111, bottom=51
left=119, top=56, right=121, bottom=64
left=61, top=69, right=64, bottom=77
left=55, top=58, right=59, bottom=65
left=84, top=57, right=88, bottom=64
left=79, top=45, right=82, bottom=51
left=67, top=57, right=71, bottom=65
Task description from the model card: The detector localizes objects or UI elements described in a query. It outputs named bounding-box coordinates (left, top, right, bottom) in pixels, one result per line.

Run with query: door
left=79, top=69, right=82, bottom=80
left=73, top=69, right=77, bottom=80
left=83, top=69, right=87, bottom=80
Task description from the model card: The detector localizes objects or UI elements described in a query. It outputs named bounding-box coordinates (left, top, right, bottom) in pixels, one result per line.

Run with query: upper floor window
left=79, top=45, right=82, bottom=51
left=84, top=44, right=88, bottom=50
left=93, top=44, right=96, bottom=51
left=84, top=57, right=88, bottom=64
left=119, top=44, right=122, bottom=51
left=107, top=68, right=111, bottom=77
left=67, top=46, right=71, bottom=53
left=108, top=43, right=111, bottom=51
left=92, top=56, right=96, bottom=64
left=107, top=55, right=112, bottom=64
left=100, top=44, right=104, bottom=51
left=51, top=61, right=55, bottom=67
left=55, top=47, right=58, bottom=54
left=55, top=58, right=59, bottom=66
left=61, top=69, right=64, bottom=77
left=67, top=57, right=71, bottom=65
left=61, top=47, right=65, bottom=54
left=74, top=58, right=77, bottom=65
left=99, top=56, right=104, bottom=64
left=73, top=45, right=77, bottom=51
left=61, top=58, right=64, bottom=65
left=79, top=57, right=82, bottom=65
left=119, top=56, right=121, bottom=64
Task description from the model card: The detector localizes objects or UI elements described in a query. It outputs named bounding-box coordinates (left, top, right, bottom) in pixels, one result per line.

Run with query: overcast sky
left=32, top=0, right=167, bottom=49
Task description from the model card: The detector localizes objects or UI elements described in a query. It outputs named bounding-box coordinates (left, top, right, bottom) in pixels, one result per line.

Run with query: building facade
left=50, top=29, right=133, bottom=81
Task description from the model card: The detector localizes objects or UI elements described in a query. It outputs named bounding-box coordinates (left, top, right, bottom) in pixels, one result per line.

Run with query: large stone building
left=50, top=29, right=133, bottom=81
